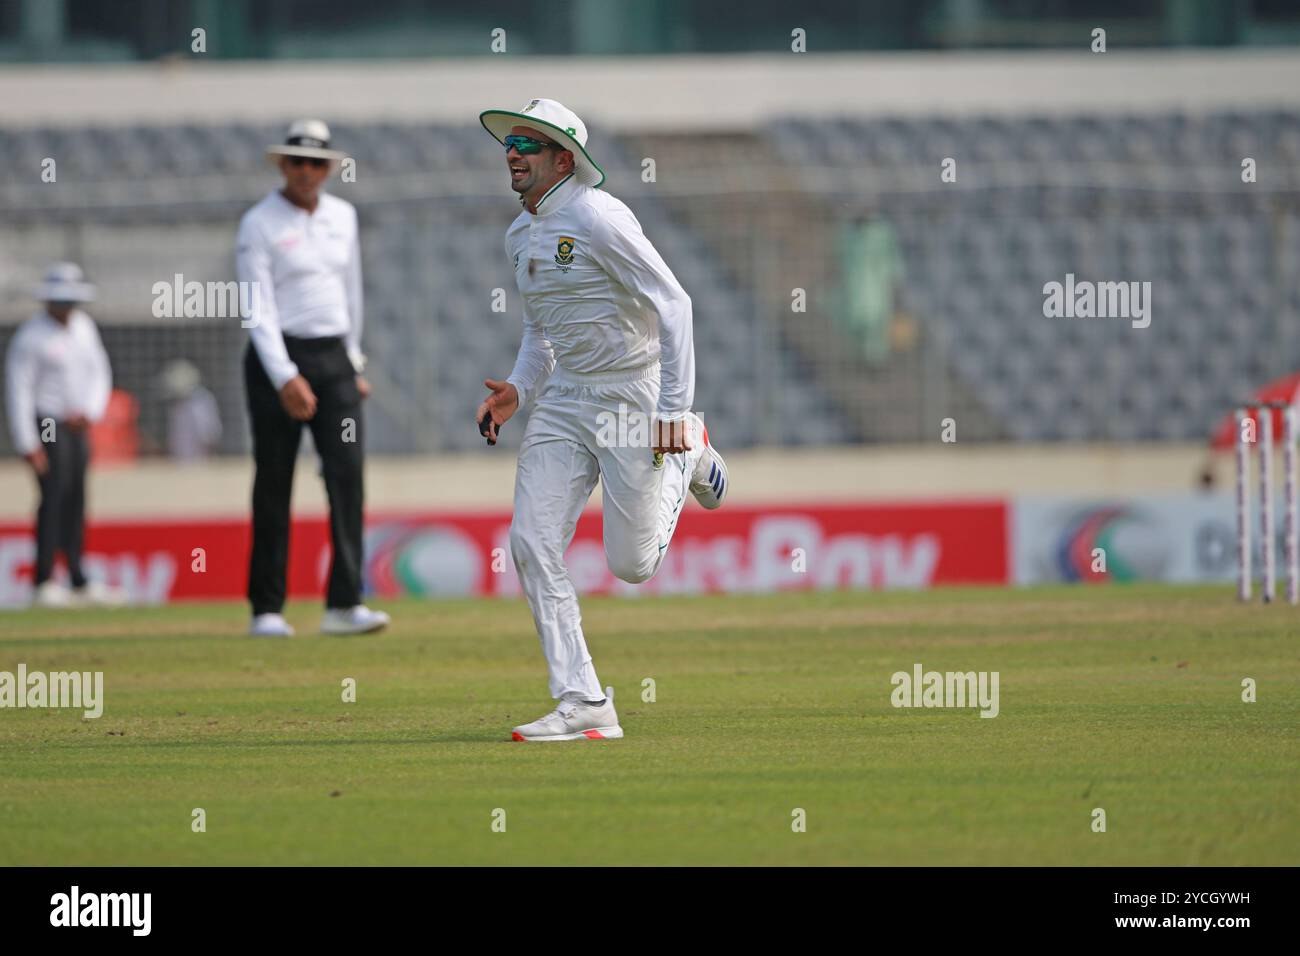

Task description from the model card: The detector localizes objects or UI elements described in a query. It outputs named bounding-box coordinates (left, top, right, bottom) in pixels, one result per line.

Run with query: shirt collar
left=274, top=188, right=326, bottom=218
left=38, top=308, right=79, bottom=328
left=523, top=173, right=578, bottom=218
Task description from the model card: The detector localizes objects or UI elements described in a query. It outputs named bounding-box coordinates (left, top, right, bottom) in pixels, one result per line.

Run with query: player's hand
left=24, top=448, right=49, bottom=477
left=279, top=375, right=318, bottom=421
left=64, top=414, right=89, bottom=431
left=476, top=378, right=519, bottom=446
left=653, top=417, right=693, bottom=454
left=356, top=375, right=371, bottom=399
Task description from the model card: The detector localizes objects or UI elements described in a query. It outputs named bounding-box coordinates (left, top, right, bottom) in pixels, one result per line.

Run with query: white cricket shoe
left=249, top=613, right=295, bottom=638
left=512, top=686, right=623, bottom=742
left=320, top=604, right=390, bottom=636
left=685, top=412, right=727, bottom=510
left=73, top=580, right=129, bottom=608
left=32, top=581, right=73, bottom=608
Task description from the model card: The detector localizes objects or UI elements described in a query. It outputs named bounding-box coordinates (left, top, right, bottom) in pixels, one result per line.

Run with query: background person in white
left=4, top=262, right=124, bottom=608
left=237, top=119, right=389, bottom=637
left=477, top=99, right=729, bottom=742
left=159, top=359, right=222, bottom=462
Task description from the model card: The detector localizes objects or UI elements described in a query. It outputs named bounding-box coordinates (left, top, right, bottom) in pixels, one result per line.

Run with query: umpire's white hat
left=265, top=118, right=348, bottom=166
left=35, top=261, right=95, bottom=303
left=479, top=98, right=605, bottom=188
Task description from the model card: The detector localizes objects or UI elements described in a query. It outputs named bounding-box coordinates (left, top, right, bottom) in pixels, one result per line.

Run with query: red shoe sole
left=511, top=729, right=609, bottom=741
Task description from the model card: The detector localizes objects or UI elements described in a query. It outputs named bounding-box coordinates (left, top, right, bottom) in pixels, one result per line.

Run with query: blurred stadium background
left=2, top=0, right=1300, bottom=605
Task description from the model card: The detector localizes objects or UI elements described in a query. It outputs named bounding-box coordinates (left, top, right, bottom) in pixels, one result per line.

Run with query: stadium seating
left=768, top=110, right=1300, bottom=441
left=1, top=110, right=1298, bottom=452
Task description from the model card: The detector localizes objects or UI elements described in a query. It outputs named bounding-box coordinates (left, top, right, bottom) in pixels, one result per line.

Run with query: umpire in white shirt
left=236, top=119, right=389, bottom=637
left=5, top=262, right=124, bottom=608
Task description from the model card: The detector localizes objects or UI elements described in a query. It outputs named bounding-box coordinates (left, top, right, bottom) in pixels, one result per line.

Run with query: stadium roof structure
left=2, top=50, right=1300, bottom=131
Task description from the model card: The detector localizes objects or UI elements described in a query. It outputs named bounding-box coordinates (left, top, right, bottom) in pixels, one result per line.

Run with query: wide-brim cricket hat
left=265, top=118, right=348, bottom=165
left=479, top=98, right=605, bottom=188
left=35, top=261, right=95, bottom=303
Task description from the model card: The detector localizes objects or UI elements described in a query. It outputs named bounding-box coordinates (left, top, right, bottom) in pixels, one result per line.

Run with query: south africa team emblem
left=554, top=236, right=576, bottom=268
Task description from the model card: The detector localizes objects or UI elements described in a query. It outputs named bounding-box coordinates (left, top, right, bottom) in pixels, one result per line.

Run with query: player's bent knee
left=607, top=552, right=659, bottom=585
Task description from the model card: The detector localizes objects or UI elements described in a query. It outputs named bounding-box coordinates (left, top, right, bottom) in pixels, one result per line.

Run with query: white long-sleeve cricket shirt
left=504, top=174, right=695, bottom=420
left=236, top=190, right=364, bottom=390
left=5, top=309, right=112, bottom=455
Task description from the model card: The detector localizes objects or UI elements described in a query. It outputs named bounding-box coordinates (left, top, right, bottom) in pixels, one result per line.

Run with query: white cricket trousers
left=509, top=360, right=691, bottom=701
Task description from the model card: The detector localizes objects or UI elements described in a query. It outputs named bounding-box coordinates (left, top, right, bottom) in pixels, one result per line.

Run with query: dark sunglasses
left=287, top=156, right=330, bottom=168
left=503, top=134, right=560, bottom=155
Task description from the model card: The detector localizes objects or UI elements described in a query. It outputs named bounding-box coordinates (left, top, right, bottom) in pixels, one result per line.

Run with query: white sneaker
left=685, top=412, right=727, bottom=510
left=321, top=605, right=390, bottom=636
left=512, top=686, right=623, bottom=742
left=249, top=613, right=295, bottom=638
left=72, top=580, right=129, bottom=608
left=32, top=581, right=73, bottom=608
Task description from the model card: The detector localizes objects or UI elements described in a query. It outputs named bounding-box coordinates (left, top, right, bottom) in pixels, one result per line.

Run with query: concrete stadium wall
left=0, top=443, right=1221, bottom=520
left=2, top=50, right=1298, bottom=131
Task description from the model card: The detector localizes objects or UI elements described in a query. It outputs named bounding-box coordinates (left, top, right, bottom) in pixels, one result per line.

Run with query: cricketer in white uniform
left=477, top=98, right=728, bottom=742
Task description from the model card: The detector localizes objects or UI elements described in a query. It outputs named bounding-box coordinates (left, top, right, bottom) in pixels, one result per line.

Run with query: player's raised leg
left=599, top=432, right=693, bottom=586
left=596, top=401, right=726, bottom=586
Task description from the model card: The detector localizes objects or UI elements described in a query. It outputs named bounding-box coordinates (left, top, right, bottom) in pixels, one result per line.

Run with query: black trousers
left=34, top=419, right=89, bottom=588
left=244, top=337, right=364, bottom=614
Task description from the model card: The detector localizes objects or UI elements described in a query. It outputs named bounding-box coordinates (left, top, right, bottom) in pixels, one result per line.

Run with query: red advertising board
left=0, top=501, right=1008, bottom=606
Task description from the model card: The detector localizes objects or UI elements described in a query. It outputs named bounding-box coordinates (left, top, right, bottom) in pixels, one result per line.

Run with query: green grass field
left=0, top=585, right=1295, bottom=866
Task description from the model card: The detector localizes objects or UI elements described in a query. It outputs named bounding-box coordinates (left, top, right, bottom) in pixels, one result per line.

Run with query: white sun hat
left=479, top=98, right=605, bottom=188
left=35, top=261, right=95, bottom=303
left=265, top=118, right=348, bottom=166
left=160, top=359, right=202, bottom=400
